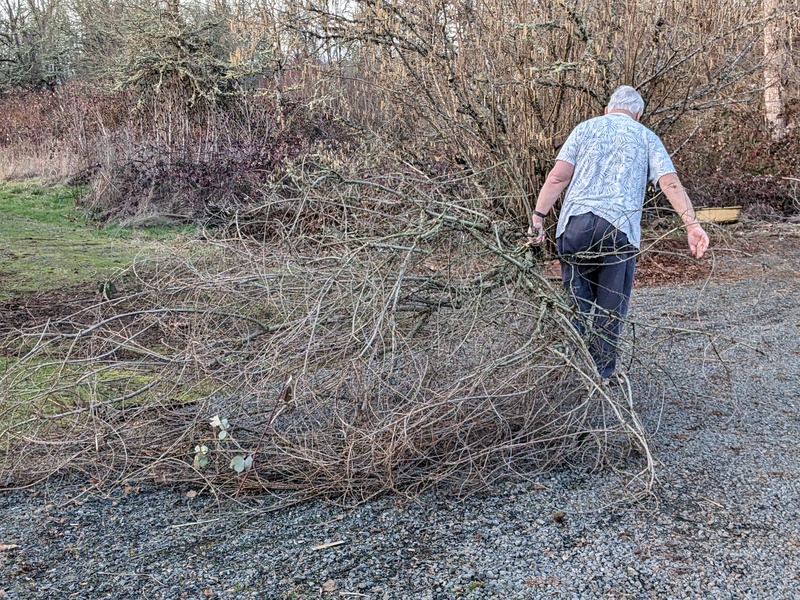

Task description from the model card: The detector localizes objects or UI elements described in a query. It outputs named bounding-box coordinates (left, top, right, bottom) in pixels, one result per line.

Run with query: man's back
left=554, top=113, right=675, bottom=248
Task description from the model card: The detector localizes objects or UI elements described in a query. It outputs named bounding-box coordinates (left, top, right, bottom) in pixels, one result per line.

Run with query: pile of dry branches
left=0, top=172, right=654, bottom=500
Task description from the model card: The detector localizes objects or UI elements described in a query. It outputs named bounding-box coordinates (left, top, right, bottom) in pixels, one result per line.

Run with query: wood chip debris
left=312, top=540, right=346, bottom=551
left=700, top=496, right=724, bottom=508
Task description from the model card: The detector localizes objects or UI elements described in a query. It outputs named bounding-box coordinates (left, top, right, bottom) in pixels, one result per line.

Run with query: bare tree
left=763, top=0, right=792, bottom=140
left=0, top=0, right=73, bottom=90
left=286, top=0, right=767, bottom=222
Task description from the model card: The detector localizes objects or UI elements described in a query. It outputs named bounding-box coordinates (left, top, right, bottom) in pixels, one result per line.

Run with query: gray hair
left=608, top=86, right=645, bottom=116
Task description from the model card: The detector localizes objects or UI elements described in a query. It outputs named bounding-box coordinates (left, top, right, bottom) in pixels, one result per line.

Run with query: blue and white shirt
left=554, top=113, right=676, bottom=249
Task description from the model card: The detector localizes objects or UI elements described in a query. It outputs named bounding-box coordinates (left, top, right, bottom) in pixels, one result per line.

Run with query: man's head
left=606, top=86, right=644, bottom=120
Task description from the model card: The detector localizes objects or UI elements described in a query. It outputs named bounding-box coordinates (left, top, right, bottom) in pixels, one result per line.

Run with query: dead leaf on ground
left=0, top=544, right=20, bottom=551
left=322, top=579, right=337, bottom=593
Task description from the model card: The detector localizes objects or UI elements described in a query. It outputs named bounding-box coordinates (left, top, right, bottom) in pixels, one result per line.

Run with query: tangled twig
left=0, top=174, right=655, bottom=500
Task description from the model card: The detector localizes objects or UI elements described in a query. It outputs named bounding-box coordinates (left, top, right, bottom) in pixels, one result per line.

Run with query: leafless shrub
left=0, top=171, right=655, bottom=499
left=289, top=0, right=770, bottom=216
left=79, top=93, right=355, bottom=225
left=1, top=0, right=793, bottom=218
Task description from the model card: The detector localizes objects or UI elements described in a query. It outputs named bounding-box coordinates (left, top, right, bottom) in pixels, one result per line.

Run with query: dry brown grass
left=0, top=145, right=80, bottom=181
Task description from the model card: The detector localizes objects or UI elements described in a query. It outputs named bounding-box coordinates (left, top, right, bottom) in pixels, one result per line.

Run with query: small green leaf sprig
left=192, top=414, right=253, bottom=473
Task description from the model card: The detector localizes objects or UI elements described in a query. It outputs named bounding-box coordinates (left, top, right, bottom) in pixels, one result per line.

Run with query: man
left=528, top=85, right=709, bottom=379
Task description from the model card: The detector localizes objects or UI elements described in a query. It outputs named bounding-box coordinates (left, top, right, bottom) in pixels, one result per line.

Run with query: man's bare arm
left=528, top=160, right=575, bottom=244
left=658, top=173, right=710, bottom=259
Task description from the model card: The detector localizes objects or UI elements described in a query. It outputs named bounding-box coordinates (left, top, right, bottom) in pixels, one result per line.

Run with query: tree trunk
left=165, top=0, right=179, bottom=22
left=763, top=0, right=789, bottom=141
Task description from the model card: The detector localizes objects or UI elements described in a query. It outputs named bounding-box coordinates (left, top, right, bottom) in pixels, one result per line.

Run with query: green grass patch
left=0, top=360, right=186, bottom=435
left=0, top=180, right=194, bottom=300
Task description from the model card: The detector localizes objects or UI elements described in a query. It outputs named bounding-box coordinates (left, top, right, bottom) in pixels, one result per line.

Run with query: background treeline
left=0, top=0, right=798, bottom=224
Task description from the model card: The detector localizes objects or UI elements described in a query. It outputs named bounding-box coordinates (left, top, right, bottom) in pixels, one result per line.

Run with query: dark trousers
left=556, top=213, right=636, bottom=378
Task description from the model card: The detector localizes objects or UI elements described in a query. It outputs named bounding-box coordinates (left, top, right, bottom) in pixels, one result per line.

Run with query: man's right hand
left=687, top=224, right=710, bottom=259
left=527, top=217, right=545, bottom=245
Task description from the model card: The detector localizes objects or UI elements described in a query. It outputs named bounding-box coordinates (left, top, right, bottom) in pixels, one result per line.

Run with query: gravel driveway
left=2, top=232, right=800, bottom=599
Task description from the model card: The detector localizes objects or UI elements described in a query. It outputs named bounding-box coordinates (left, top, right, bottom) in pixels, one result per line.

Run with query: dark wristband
left=533, top=210, right=547, bottom=219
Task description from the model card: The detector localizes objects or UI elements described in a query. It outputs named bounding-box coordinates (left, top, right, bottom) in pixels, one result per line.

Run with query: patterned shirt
left=554, top=113, right=676, bottom=249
